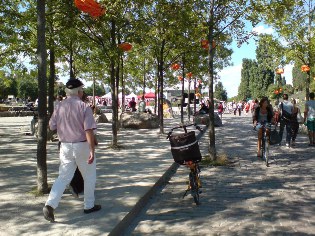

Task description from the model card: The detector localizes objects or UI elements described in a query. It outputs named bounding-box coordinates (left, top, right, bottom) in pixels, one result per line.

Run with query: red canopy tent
left=138, top=92, right=156, bottom=106
left=142, top=92, right=156, bottom=99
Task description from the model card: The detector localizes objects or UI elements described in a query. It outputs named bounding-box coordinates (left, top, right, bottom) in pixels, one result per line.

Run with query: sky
left=218, top=24, right=293, bottom=98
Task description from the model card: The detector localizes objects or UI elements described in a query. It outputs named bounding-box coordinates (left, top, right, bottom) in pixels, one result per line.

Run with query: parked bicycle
left=167, top=123, right=203, bottom=205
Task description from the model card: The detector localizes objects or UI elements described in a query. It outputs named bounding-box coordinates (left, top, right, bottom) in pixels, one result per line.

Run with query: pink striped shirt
left=49, top=96, right=96, bottom=142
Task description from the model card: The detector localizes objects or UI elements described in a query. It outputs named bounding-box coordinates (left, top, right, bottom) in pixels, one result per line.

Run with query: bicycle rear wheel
left=189, top=171, right=200, bottom=205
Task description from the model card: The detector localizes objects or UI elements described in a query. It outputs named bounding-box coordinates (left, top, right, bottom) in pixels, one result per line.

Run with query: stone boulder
left=94, top=113, right=109, bottom=123
left=194, top=113, right=222, bottom=127
left=120, top=112, right=159, bottom=129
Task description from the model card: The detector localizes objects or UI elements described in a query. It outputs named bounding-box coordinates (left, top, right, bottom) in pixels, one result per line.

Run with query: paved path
left=128, top=115, right=315, bottom=235
left=0, top=115, right=206, bottom=236
left=1, top=115, right=314, bottom=235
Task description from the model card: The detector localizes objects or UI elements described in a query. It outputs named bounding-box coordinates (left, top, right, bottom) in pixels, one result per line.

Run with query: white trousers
left=45, top=142, right=96, bottom=210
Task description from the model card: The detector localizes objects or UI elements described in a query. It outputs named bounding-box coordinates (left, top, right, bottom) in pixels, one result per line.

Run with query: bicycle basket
left=169, top=131, right=202, bottom=164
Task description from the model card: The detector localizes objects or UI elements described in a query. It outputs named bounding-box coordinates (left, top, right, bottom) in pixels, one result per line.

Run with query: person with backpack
left=304, top=92, right=315, bottom=146
left=278, top=94, right=293, bottom=147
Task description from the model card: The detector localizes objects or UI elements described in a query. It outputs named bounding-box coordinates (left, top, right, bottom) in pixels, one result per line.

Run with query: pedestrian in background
left=217, top=101, right=223, bottom=119
left=237, top=100, right=243, bottom=116
left=304, top=92, right=315, bottom=146
left=244, top=102, right=250, bottom=116
left=138, top=96, right=146, bottom=112
left=232, top=100, right=237, bottom=115
left=290, top=98, right=300, bottom=147
left=278, top=94, right=293, bottom=147
left=43, top=79, right=101, bottom=223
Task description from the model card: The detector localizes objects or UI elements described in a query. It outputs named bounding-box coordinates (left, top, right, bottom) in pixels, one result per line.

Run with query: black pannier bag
left=269, top=127, right=281, bottom=145
left=169, top=131, right=202, bottom=164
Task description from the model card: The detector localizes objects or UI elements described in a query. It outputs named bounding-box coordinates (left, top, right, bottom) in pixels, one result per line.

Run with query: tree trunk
left=181, top=55, right=185, bottom=124
left=143, top=58, right=146, bottom=96
left=110, top=20, right=118, bottom=147
left=158, top=41, right=165, bottom=134
left=36, top=0, right=48, bottom=194
left=207, top=0, right=217, bottom=161
left=48, top=47, right=55, bottom=117
left=121, top=55, right=125, bottom=112
left=69, top=40, right=75, bottom=80
left=306, top=70, right=310, bottom=101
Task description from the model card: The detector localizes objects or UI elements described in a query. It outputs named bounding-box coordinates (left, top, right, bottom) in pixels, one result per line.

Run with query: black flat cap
left=66, top=79, right=84, bottom=89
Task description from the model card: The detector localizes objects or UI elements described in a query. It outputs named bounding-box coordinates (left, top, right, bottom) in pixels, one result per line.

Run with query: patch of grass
left=201, top=152, right=229, bottom=166
left=29, top=185, right=51, bottom=197
left=105, top=144, right=124, bottom=150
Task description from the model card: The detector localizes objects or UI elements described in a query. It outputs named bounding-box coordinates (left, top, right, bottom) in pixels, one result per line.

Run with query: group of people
left=43, top=78, right=315, bottom=222
left=252, top=92, right=315, bottom=158
left=128, top=96, right=151, bottom=113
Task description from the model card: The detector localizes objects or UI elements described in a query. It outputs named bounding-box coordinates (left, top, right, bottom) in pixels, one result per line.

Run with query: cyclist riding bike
left=253, top=97, right=274, bottom=158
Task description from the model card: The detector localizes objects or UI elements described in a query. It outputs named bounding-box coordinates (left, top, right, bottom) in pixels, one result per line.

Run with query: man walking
left=43, top=79, right=101, bottom=222
left=278, top=93, right=293, bottom=147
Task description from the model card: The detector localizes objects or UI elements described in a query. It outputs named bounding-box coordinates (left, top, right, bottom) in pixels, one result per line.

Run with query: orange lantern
left=171, top=63, right=180, bottom=70
left=274, top=90, right=279, bottom=95
left=301, top=65, right=310, bottom=72
left=118, top=42, right=132, bottom=52
left=279, top=88, right=282, bottom=92
left=276, top=68, right=284, bottom=74
left=74, top=0, right=105, bottom=18
left=178, top=76, right=183, bottom=81
left=186, top=72, right=193, bottom=78
left=201, top=39, right=216, bottom=49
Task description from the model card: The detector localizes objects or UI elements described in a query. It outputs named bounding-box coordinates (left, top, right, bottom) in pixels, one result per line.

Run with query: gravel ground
left=128, top=115, right=315, bottom=236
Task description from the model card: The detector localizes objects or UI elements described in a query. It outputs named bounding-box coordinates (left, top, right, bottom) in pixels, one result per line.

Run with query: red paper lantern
left=274, top=90, right=279, bottom=95
left=118, top=42, right=132, bottom=52
left=74, top=0, right=106, bottom=18
left=201, top=39, right=216, bottom=49
left=171, top=63, right=180, bottom=70
left=178, top=76, right=183, bottom=81
left=301, top=65, right=310, bottom=72
left=276, top=68, right=284, bottom=74
left=186, top=72, right=193, bottom=78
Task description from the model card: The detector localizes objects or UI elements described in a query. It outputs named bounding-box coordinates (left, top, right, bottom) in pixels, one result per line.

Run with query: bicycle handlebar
left=253, top=122, right=272, bottom=131
left=166, top=123, right=203, bottom=139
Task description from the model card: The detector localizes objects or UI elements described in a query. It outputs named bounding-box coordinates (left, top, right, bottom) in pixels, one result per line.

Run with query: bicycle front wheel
left=189, top=171, right=200, bottom=205
left=264, top=138, right=270, bottom=167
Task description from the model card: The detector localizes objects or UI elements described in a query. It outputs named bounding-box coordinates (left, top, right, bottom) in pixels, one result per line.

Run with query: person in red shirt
left=217, top=102, right=223, bottom=119
left=128, top=97, right=137, bottom=112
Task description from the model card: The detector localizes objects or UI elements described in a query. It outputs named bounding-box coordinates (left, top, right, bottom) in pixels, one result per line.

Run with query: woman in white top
left=304, top=92, right=315, bottom=146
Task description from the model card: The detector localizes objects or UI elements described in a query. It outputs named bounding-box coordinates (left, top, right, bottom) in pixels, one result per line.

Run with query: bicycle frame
left=256, top=122, right=270, bottom=167
left=183, top=161, right=201, bottom=205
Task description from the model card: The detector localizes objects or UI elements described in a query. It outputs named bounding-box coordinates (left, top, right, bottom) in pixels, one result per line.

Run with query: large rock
left=194, top=113, right=222, bottom=127
left=94, top=113, right=109, bottom=123
left=120, top=112, right=159, bottom=129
